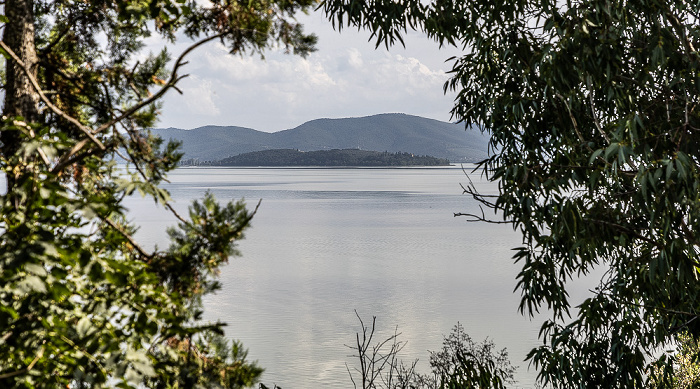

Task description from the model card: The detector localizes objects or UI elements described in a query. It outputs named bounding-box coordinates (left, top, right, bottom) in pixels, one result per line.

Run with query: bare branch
left=164, top=202, right=189, bottom=225
left=346, top=362, right=358, bottom=389
left=92, top=31, right=230, bottom=136
left=454, top=211, right=513, bottom=224
left=459, top=169, right=498, bottom=209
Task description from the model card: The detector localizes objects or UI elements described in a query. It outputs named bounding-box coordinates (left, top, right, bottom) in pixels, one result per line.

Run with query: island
left=183, top=149, right=452, bottom=167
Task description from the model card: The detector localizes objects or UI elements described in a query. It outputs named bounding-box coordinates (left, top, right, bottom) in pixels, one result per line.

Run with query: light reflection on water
left=125, top=166, right=546, bottom=388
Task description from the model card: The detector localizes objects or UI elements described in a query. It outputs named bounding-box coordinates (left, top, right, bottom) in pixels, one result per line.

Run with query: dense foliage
left=650, top=332, right=700, bottom=389
left=323, top=0, right=700, bottom=387
left=211, top=148, right=451, bottom=166
left=0, top=0, right=316, bottom=387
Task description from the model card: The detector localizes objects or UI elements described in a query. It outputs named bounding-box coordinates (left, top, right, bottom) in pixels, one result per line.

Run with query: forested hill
left=152, top=113, right=489, bottom=162
left=209, top=149, right=450, bottom=167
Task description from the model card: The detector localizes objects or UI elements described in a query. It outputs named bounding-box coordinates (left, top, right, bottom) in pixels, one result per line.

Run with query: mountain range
left=152, top=113, right=490, bottom=163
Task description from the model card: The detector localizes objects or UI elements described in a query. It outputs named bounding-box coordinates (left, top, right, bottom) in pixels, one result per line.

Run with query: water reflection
left=125, top=166, right=543, bottom=388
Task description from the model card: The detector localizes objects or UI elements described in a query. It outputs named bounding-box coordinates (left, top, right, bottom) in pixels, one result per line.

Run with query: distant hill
left=151, top=113, right=489, bottom=162
left=210, top=149, right=450, bottom=167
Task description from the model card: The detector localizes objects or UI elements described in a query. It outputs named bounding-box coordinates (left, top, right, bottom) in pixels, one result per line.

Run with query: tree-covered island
left=184, top=148, right=451, bottom=167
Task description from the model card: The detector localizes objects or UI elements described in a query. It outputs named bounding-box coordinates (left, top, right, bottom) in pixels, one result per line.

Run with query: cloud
left=155, top=11, right=461, bottom=131
left=182, top=76, right=220, bottom=115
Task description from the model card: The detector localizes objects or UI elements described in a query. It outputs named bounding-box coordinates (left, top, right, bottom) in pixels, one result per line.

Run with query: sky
left=152, top=9, right=463, bottom=133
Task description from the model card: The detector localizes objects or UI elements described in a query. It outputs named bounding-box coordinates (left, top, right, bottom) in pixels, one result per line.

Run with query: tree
left=0, top=0, right=316, bottom=387
left=322, top=0, right=700, bottom=387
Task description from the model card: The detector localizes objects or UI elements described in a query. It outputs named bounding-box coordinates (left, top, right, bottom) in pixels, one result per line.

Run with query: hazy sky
left=152, top=9, right=462, bottom=132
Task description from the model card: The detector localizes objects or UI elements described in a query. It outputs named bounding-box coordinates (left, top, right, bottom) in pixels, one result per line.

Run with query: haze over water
left=125, top=166, right=551, bottom=388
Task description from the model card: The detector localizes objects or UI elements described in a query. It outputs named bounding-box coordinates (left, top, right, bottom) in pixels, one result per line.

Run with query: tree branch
left=665, top=10, right=696, bottom=56
left=0, top=41, right=105, bottom=151
left=583, top=217, right=662, bottom=248
left=586, top=76, right=610, bottom=144
left=0, top=346, right=43, bottom=379
left=454, top=206, right=513, bottom=224
left=92, top=31, right=231, bottom=136
left=51, top=138, right=91, bottom=174
left=102, top=217, right=154, bottom=260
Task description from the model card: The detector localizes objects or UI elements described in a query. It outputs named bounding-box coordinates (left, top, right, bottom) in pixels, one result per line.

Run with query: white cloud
left=182, top=76, right=220, bottom=115
left=155, top=10, right=463, bottom=131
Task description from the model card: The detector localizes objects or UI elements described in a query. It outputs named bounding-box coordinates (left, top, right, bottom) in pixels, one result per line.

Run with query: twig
left=454, top=211, right=513, bottom=224
left=1, top=331, right=11, bottom=342
left=102, top=217, right=154, bottom=260
left=346, top=362, right=358, bottom=389
left=56, top=334, right=107, bottom=377
left=164, top=202, right=189, bottom=225
left=26, top=126, right=51, bottom=166
left=92, top=31, right=231, bottom=136
left=51, top=138, right=92, bottom=174
left=0, top=346, right=44, bottom=379
left=556, top=92, right=589, bottom=147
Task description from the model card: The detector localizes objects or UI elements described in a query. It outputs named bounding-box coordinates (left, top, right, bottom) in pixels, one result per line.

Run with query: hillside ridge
left=151, top=113, right=489, bottom=162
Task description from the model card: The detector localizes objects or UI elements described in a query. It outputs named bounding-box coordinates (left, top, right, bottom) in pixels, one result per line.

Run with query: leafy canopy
left=0, top=0, right=316, bottom=387
left=322, top=0, right=700, bottom=387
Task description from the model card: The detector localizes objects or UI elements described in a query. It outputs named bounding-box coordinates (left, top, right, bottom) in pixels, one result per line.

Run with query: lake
left=124, top=166, right=548, bottom=388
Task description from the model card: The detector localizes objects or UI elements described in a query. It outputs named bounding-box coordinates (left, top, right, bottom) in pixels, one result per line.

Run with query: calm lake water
left=125, top=166, right=550, bottom=388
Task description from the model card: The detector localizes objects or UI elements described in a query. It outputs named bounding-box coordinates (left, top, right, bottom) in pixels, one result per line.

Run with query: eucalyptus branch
left=583, top=217, right=662, bottom=248
left=586, top=76, right=611, bottom=144
left=0, top=41, right=105, bottom=151
left=555, top=92, right=601, bottom=156
left=597, top=289, right=699, bottom=319
left=678, top=218, right=700, bottom=247
left=665, top=10, right=696, bottom=56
